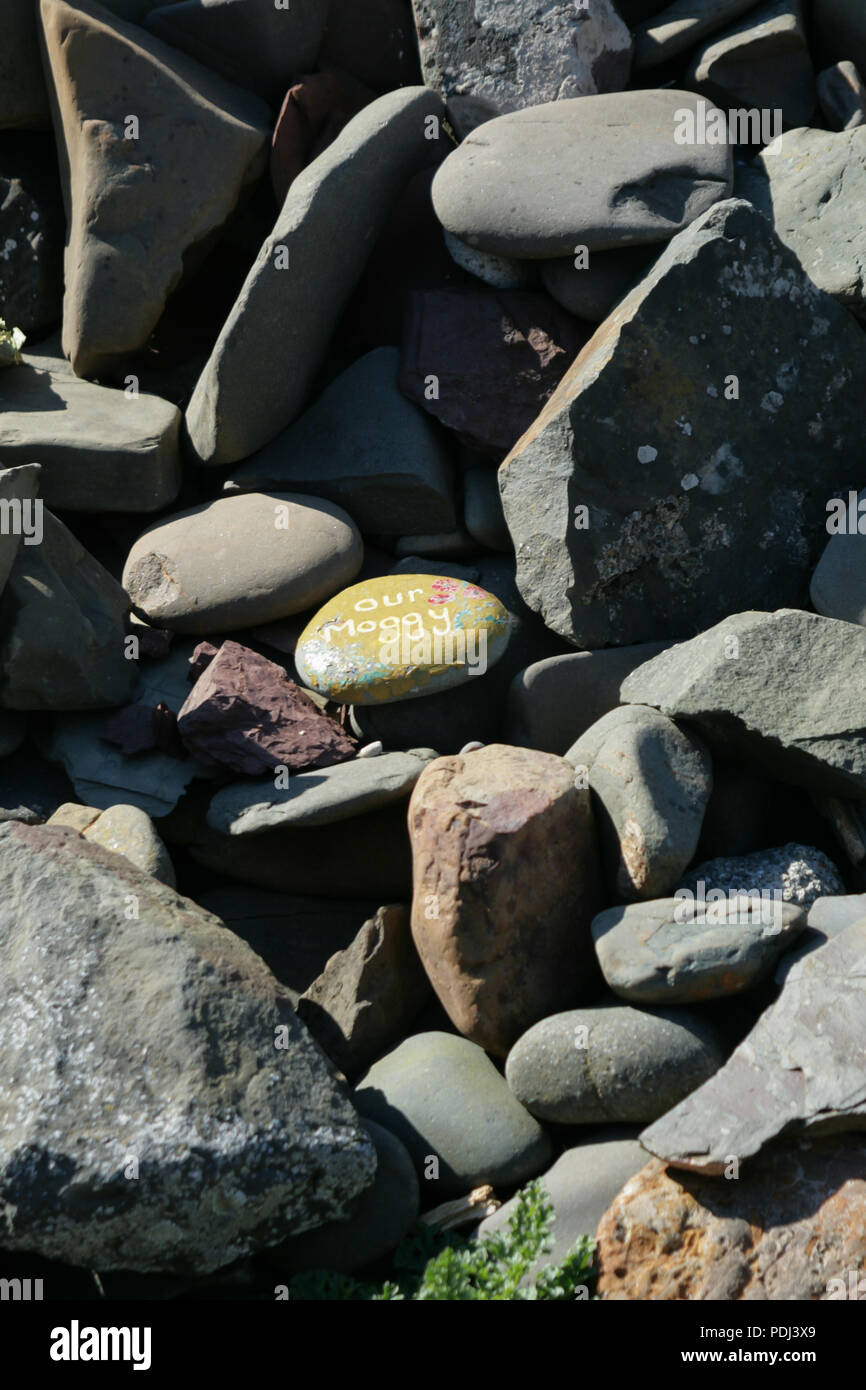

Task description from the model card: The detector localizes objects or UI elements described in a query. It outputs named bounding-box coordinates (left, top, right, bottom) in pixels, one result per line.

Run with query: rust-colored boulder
left=408, top=744, right=603, bottom=1057
left=270, top=72, right=375, bottom=205
left=596, top=1134, right=866, bottom=1300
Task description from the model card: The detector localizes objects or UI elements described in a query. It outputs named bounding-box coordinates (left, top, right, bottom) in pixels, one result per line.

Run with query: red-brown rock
left=596, top=1134, right=866, bottom=1300
left=176, top=640, right=355, bottom=775
left=399, top=288, right=589, bottom=457
left=270, top=72, right=375, bottom=205
left=408, top=744, right=603, bottom=1057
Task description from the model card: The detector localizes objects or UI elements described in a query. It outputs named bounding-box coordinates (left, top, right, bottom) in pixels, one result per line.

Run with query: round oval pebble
left=295, top=573, right=512, bottom=705
left=122, top=492, right=363, bottom=634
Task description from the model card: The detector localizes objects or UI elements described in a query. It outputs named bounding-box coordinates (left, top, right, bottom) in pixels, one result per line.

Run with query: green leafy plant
left=289, top=1179, right=596, bottom=1302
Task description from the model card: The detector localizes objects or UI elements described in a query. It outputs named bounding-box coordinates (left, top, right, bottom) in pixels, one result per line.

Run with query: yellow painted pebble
left=295, top=574, right=511, bottom=704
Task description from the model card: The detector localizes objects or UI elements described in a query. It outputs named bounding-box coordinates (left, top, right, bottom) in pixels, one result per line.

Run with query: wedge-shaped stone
left=40, top=0, right=270, bottom=379
left=0, top=336, right=180, bottom=511
left=499, top=199, right=866, bottom=648
left=185, top=87, right=445, bottom=466
left=0, top=822, right=375, bottom=1272
left=621, top=610, right=866, bottom=800
left=640, top=921, right=866, bottom=1173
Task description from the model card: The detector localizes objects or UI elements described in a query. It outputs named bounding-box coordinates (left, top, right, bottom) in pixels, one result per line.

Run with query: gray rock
left=188, top=804, right=414, bottom=901
left=620, top=610, right=866, bottom=800
left=122, top=492, right=362, bottom=635
left=145, top=0, right=329, bottom=105
left=737, top=127, right=866, bottom=319
left=224, top=348, right=456, bottom=536
left=776, top=892, right=866, bottom=981
left=540, top=245, right=657, bottom=323
left=207, top=750, right=436, bottom=836
left=634, top=0, right=763, bottom=70
left=42, top=644, right=217, bottom=819
left=478, top=1129, right=646, bottom=1257
left=505, top=1003, right=726, bottom=1125
left=411, top=0, right=633, bottom=138
left=186, top=87, right=445, bottom=467
left=591, top=896, right=806, bottom=1005
left=83, top=803, right=176, bottom=886
left=0, top=463, right=40, bottom=601
left=0, top=822, right=376, bottom=1273
left=811, top=489, right=866, bottom=624
left=354, top=1031, right=552, bottom=1198
left=297, top=904, right=432, bottom=1078
left=505, top=643, right=674, bottom=754
left=640, top=920, right=866, bottom=1174
left=444, top=231, right=536, bottom=290
left=566, top=705, right=712, bottom=901
left=42, top=0, right=270, bottom=380
left=0, top=338, right=181, bottom=513
left=0, top=509, right=135, bottom=711
left=679, top=843, right=844, bottom=909
left=271, top=1121, right=419, bottom=1275
left=431, top=91, right=732, bottom=259
left=197, top=887, right=377, bottom=1006
left=817, top=61, right=866, bottom=130
left=0, top=0, right=50, bottom=129
left=500, top=201, right=866, bottom=649
left=463, top=469, right=510, bottom=552
left=686, top=0, right=814, bottom=131
left=0, top=172, right=62, bottom=335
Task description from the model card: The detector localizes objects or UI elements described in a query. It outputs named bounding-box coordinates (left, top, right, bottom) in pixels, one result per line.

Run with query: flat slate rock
left=634, top=0, right=763, bottom=69
left=597, top=1133, right=866, bottom=1300
left=591, top=896, right=806, bottom=1005
left=208, top=749, right=436, bottom=836
left=640, top=920, right=866, bottom=1174
left=566, top=705, right=712, bottom=901
left=687, top=0, right=814, bottom=130
left=122, top=492, right=363, bottom=635
left=225, top=347, right=457, bottom=536
left=431, top=91, right=733, bottom=259
left=185, top=87, right=445, bottom=467
left=294, top=573, right=511, bottom=705
left=505, top=1003, right=726, bottom=1125
left=499, top=199, right=866, bottom=648
left=411, top=0, right=632, bottom=138
left=0, top=336, right=181, bottom=513
left=43, top=644, right=217, bottom=818
left=177, top=640, right=356, bottom=777
left=737, top=126, right=866, bottom=319
left=0, top=822, right=375, bottom=1273
left=620, top=610, right=866, bottom=800
left=354, top=1031, right=553, bottom=1198
left=41, top=0, right=270, bottom=379
left=146, top=0, right=329, bottom=105
left=399, top=288, right=589, bottom=457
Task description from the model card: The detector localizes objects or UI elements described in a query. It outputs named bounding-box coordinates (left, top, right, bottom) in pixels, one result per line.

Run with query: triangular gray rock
left=499, top=199, right=866, bottom=648
left=0, top=821, right=375, bottom=1272
left=640, top=921, right=866, bottom=1173
left=40, top=0, right=270, bottom=378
